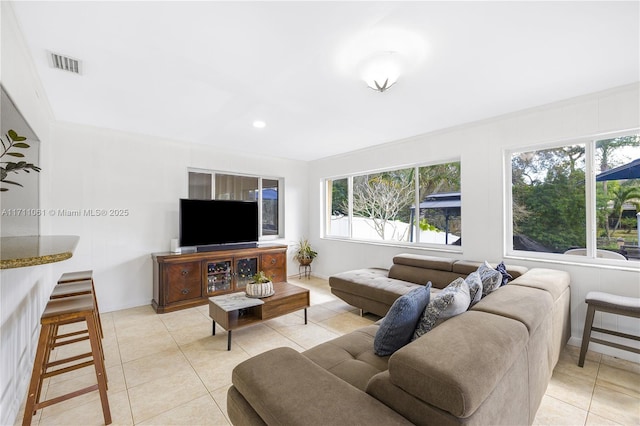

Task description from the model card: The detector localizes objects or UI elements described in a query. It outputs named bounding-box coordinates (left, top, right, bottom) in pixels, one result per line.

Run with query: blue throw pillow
left=374, top=283, right=432, bottom=356
left=495, top=261, right=513, bottom=286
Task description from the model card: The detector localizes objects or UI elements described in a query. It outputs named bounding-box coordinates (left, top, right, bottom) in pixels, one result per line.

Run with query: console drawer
left=262, top=253, right=285, bottom=269
left=165, top=261, right=202, bottom=303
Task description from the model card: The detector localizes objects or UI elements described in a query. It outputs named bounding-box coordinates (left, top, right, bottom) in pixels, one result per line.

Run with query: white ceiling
left=9, top=1, right=640, bottom=161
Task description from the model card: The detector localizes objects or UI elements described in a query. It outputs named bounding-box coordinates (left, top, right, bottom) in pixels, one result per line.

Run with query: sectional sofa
left=227, top=254, right=571, bottom=425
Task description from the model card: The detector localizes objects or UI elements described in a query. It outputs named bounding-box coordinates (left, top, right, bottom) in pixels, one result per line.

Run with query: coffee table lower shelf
left=208, top=281, right=310, bottom=351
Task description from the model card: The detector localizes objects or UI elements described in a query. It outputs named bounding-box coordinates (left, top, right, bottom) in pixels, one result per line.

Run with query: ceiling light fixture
left=360, top=51, right=401, bottom=93
left=252, top=120, right=266, bottom=129
left=336, top=28, right=427, bottom=94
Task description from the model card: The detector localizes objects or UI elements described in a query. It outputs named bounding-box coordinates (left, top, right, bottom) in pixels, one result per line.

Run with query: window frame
left=504, top=129, right=640, bottom=268
left=188, top=168, right=284, bottom=240
left=322, top=159, right=462, bottom=252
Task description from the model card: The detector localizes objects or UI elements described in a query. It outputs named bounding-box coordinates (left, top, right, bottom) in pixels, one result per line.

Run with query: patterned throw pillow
left=374, top=283, right=432, bottom=356
left=412, top=278, right=470, bottom=341
left=465, top=271, right=483, bottom=307
left=495, top=261, right=513, bottom=286
left=479, top=261, right=502, bottom=297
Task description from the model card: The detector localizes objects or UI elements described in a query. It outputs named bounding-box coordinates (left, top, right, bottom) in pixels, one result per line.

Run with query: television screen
left=179, top=199, right=259, bottom=248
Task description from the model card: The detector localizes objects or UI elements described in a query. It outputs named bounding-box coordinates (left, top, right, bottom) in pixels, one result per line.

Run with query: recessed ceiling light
left=253, top=120, right=266, bottom=129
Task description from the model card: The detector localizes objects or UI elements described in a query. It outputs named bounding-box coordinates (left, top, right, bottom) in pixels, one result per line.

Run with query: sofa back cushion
left=388, top=265, right=464, bottom=289
left=388, top=310, right=529, bottom=418
left=470, top=284, right=553, bottom=336
left=389, top=255, right=529, bottom=289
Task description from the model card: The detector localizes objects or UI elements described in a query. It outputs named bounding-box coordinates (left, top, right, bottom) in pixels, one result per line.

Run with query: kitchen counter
left=0, top=235, right=79, bottom=269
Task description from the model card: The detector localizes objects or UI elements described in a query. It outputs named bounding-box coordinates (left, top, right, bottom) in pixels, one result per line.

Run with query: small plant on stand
left=294, top=238, right=318, bottom=266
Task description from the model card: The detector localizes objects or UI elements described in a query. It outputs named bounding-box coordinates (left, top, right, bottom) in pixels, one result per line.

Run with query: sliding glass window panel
left=262, top=179, right=279, bottom=236
left=511, top=144, right=587, bottom=254
left=352, top=168, right=414, bottom=242
left=215, top=174, right=258, bottom=201
left=415, top=162, right=461, bottom=245
left=326, top=178, right=349, bottom=237
left=188, top=172, right=212, bottom=199
left=595, top=136, right=640, bottom=258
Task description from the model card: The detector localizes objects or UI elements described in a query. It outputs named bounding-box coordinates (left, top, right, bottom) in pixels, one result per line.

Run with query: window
left=509, top=133, right=639, bottom=261
left=188, top=170, right=283, bottom=238
left=324, top=161, right=461, bottom=246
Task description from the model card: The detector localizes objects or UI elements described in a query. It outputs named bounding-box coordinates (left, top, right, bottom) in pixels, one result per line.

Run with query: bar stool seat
left=22, top=294, right=111, bottom=425
left=51, top=279, right=94, bottom=298
left=58, top=270, right=94, bottom=283
left=578, top=291, right=640, bottom=367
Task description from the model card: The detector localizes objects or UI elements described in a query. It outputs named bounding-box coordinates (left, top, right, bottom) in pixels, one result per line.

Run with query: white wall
left=1, top=3, right=309, bottom=424
left=39, top=121, right=309, bottom=313
left=308, top=83, right=640, bottom=362
left=0, top=3, right=56, bottom=425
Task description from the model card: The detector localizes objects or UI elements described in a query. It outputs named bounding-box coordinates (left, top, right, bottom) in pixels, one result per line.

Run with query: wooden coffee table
left=208, top=281, right=310, bottom=350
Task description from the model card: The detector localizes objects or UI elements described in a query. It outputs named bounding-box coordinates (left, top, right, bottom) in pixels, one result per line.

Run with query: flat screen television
left=179, top=199, right=259, bottom=250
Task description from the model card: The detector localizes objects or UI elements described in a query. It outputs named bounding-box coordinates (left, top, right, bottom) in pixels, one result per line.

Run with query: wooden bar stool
left=578, top=291, right=640, bottom=367
left=51, top=279, right=103, bottom=339
left=22, top=294, right=111, bottom=426
left=57, top=271, right=103, bottom=339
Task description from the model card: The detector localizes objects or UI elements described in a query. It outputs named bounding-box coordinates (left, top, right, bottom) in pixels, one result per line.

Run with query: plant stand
left=298, top=263, right=311, bottom=279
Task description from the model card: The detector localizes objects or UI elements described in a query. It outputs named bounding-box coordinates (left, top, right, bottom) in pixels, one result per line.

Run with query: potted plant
left=294, top=238, right=318, bottom=266
left=246, top=271, right=274, bottom=298
left=1, top=129, right=41, bottom=192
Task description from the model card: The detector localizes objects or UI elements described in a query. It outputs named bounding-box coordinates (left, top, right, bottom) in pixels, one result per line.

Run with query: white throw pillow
left=465, top=271, right=483, bottom=307
left=412, top=277, right=470, bottom=340
left=479, top=261, right=502, bottom=297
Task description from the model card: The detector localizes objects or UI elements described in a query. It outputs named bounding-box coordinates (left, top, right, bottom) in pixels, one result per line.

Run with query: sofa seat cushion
left=304, top=324, right=388, bottom=391
left=389, top=311, right=529, bottom=418
left=232, top=347, right=413, bottom=425
left=330, top=268, right=420, bottom=307
left=471, top=284, right=553, bottom=336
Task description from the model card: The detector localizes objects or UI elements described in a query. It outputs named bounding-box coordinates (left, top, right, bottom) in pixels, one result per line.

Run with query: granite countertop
left=0, top=235, right=80, bottom=269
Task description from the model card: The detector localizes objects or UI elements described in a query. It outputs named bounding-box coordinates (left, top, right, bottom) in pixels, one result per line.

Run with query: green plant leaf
left=2, top=180, right=23, bottom=187
left=8, top=130, right=18, bottom=140
left=6, top=152, right=25, bottom=158
left=13, top=143, right=30, bottom=148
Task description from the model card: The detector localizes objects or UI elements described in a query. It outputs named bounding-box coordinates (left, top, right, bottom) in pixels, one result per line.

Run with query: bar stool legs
left=22, top=294, right=111, bottom=425
left=578, top=291, right=640, bottom=368
left=578, top=302, right=597, bottom=367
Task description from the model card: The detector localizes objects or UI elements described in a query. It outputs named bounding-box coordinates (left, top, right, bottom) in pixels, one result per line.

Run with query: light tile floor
left=16, top=277, right=640, bottom=426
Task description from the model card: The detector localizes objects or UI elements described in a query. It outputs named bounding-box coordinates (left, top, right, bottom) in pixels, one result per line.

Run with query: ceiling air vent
left=49, top=52, right=81, bottom=74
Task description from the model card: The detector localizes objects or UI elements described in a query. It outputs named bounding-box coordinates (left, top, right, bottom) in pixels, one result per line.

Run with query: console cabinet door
left=261, top=252, right=286, bottom=283
left=205, top=260, right=232, bottom=295
left=234, top=257, right=258, bottom=290
left=165, top=261, right=202, bottom=303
